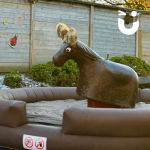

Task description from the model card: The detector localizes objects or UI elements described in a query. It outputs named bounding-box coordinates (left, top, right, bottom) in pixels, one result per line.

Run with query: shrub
left=28, top=60, right=79, bottom=87
left=4, top=71, right=22, bottom=88
left=139, top=84, right=150, bottom=89
left=109, top=55, right=150, bottom=76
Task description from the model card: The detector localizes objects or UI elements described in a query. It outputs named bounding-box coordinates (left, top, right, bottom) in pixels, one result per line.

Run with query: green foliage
left=28, top=60, right=79, bottom=87
left=109, top=55, right=150, bottom=76
left=4, top=71, right=22, bottom=88
left=139, top=83, right=150, bottom=89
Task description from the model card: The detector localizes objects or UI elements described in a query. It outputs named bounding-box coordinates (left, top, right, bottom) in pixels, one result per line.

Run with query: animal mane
left=76, top=40, right=101, bottom=60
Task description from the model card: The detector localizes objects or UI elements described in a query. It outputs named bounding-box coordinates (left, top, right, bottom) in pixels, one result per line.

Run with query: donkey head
left=53, top=23, right=77, bottom=67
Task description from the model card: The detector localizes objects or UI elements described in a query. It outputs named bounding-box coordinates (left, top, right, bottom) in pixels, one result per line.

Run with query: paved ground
left=27, top=99, right=87, bottom=126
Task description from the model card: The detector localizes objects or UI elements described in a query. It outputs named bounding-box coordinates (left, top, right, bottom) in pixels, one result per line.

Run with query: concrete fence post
left=30, top=2, right=35, bottom=68
left=89, top=5, right=94, bottom=49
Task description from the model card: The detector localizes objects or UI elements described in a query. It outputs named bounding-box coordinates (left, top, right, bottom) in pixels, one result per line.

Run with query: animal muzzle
left=53, top=55, right=65, bottom=67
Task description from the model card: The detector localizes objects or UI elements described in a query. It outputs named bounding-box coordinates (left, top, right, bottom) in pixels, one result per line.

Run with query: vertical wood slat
left=138, top=30, right=142, bottom=58
left=89, top=5, right=94, bottom=49
left=30, top=2, right=35, bottom=68
left=135, top=31, right=138, bottom=57
left=138, top=14, right=142, bottom=58
left=135, top=16, right=138, bottom=57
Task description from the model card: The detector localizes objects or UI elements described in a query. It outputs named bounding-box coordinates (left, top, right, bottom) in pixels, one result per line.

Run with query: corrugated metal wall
left=34, top=1, right=90, bottom=65
left=0, top=0, right=30, bottom=72
left=140, top=14, right=150, bottom=64
left=93, top=7, right=135, bottom=59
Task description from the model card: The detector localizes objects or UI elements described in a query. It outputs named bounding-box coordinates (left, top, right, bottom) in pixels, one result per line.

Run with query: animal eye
left=66, top=47, right=71, bottom=52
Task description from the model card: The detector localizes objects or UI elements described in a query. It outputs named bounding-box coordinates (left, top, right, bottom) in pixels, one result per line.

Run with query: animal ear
left=67, top=28, right=77, bottom=46
left=56, top=23, right=69, bottom=41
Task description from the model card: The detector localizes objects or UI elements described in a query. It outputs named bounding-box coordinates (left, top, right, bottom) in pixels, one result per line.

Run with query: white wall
left=0, top=0, right=149, bottom=71
left=34, top=1, right=90, bottom=65
left=141, top=14, right=150, bottom=64
left=0, top=0, right=30, bottom=72
left=93, top=7, right=135, bottom=59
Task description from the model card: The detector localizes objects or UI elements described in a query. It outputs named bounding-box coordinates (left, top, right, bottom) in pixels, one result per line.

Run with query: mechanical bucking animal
left=53, top=23, right=138, bottom=108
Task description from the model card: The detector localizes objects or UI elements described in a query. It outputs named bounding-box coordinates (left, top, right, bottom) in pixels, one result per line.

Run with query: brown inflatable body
left=0, top=87, right=150, bottom=150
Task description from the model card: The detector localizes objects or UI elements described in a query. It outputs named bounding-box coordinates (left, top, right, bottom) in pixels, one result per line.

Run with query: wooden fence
left=0, top=0, right=150, bottom=72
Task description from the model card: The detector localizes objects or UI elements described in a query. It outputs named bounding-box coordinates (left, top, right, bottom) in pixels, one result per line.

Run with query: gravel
left=0, top=74, right=50, bottom=90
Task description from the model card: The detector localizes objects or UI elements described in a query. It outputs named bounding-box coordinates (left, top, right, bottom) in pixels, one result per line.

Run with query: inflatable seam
left=0, top=91, right=6, bottom=99
left=32, top=89, right=38, bottom=102
left=40, top=88, right=47, bottom=101
left=5, top=91, right=15, bottom=100
left=57, top=87, right=62, bottom=100
left=50, top=88, right=55, bottom=100
left=23, top=88, right=30, bottom=103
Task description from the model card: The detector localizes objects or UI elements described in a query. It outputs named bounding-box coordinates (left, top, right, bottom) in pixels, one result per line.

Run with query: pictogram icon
left=35, top=138, right=44, bottom=149
left=24, top=137, right=33, bottom=148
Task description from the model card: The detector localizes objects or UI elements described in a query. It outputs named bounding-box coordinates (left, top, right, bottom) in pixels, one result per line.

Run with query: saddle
left=102, top=58, right=137, bottom=84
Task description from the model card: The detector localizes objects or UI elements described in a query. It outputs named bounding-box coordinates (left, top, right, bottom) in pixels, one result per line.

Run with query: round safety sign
left=24, top=137, right=33, bottom=148
left=35, top=138, right=44, bottom=149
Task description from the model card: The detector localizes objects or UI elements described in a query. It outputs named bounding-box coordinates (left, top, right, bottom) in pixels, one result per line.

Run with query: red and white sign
left=35, top=138, right=44, bottom=149
left=25, top=137, right=33, bottom=148
left=23, top=134, right=47, bottom=150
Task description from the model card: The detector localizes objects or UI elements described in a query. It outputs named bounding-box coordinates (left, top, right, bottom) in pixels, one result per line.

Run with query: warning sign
left=25, top=137, right=33, bottom=148
left=35, top=138, right=44, bottom=149
left=23, top=134, right=47, bottom=150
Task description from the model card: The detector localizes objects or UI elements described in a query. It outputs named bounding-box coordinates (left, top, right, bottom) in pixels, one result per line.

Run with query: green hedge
left=4, top=71, right=22, bottom=88
left=109, top=55, right=150, bottom=76
left=28, top=55, right=150, bottom=87
left=4, top=55, right=150, bottom=89
left=28, top=60, right=79, bottom=87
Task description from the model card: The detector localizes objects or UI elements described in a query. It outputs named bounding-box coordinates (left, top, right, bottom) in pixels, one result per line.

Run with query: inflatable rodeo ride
left=1, top=24, right=150, bottom=150
left=53, top=23, right=138, bottom=108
